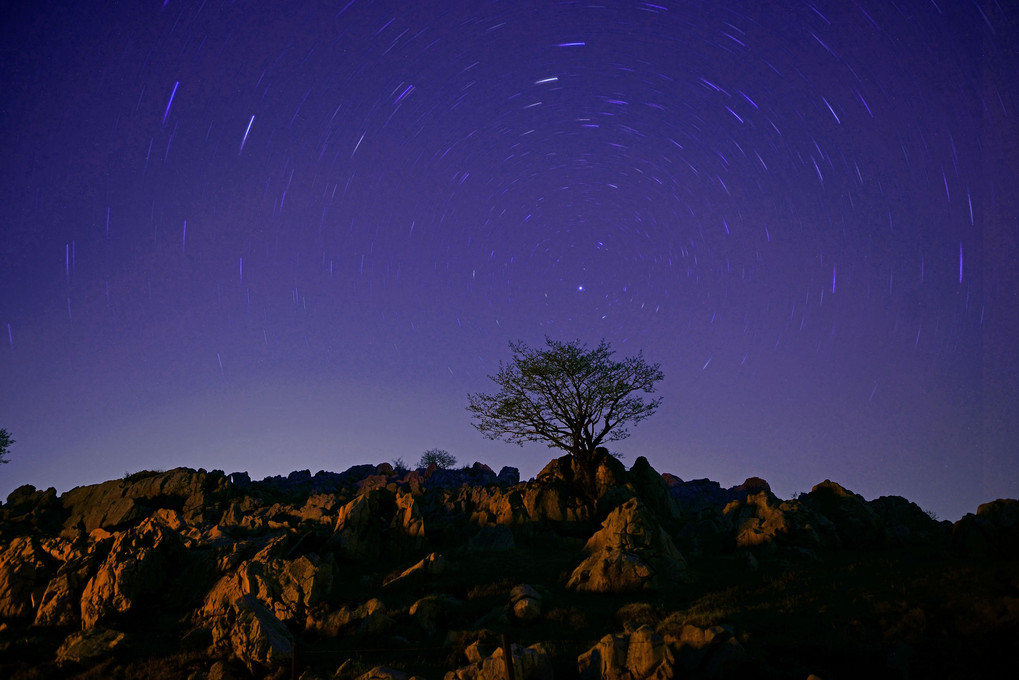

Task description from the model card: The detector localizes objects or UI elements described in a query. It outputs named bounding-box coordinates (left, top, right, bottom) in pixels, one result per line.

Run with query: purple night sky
left=1, top=1, right=1016, bottom=521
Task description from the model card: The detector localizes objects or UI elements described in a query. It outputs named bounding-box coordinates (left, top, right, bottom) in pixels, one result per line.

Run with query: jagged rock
left=870, top=495, right=948, bottom=545
left=384, top=552, right=445, bottom=587
left=34, top=559, right=87, bottom=626
left=356, top=666, right=409, bottom=680
left=664, top=477, right=728, bottom=514
left=0, top=536, right=55, bottom=618
left=297, top=493, right=344, bottom=523
left=55, top=627, right=128, bottom=665
left=79, top=518, right=190, bottom=628
left=211, top=595, right=294, bottom=673
left=568, top=499, right=691, bottom=592
left=333, top=489, right=425, bottom=560
left=0, top=484, right=62, bottom=536
left=953, top=498, right=1019, bottom=558
left=306, top=597, right=385, bottom=637
left=536, top=448, right=630, bottom=515
left=464, top=639, right=498, bottom=664
left=497, top=467, right=520, bottom=486
left=445, top=642, right=552, bottom=680
left=722, top=489, right=836, bottom=552
left=409, top=594, right=459, bottom=634
left=664, top=623, right=745, bottom=677
left=628, top=457, right=682, bottom=523
left=425, top=462, right=501, bottom=490
left=800, top=481, right=884, bottom=549
left=60, top=467, right=230, bottom=534
left=578, top=625, right=674, bottom=680
left=509, top=584, right=542, bottom=623
left=206, top=659, right=242, bottom=680
left=202, top=551, right=335, bottom=624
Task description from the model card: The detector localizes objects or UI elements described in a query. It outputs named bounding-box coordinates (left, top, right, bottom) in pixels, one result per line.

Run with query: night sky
left=2, top=1, right=1017, bottom=521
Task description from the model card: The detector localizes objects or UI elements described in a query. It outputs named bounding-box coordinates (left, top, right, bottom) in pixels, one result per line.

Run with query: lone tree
left=0, top=428, right=13, bottom=465
left=418, top=448, right=457, bottom=469
left=468, top=338, right=663, bottom=457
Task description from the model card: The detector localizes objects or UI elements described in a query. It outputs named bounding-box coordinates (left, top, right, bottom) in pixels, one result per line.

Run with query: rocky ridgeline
left=0, top=449, right=1016, bottom=680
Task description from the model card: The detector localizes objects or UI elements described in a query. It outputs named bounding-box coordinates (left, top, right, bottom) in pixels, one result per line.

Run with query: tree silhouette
left=0, top=428, right=14, bottom=466
left=418, top=448, right=457, bottom=469
left=468, top=338, right=663, bottom=456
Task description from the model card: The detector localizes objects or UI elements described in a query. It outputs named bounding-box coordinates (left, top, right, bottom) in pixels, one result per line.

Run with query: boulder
left=383, top=552, right=445, bottom=587
left=578, top=625, right=674, bottom=680
left=870, top=495, right=948, bottom=545
left=664, top=623, right=745, bottom=678
left=409, top=594, right=459, bottom=634
left=34, top=562, right=87, bottom=626
left=497, top=467, right=521, bottom=486
left=211, top=595, right=293, bottom=673
left=0, top=485, right=63, bottom=536
left=80, top=517, right=189, bottom=628
left=0, top=536, right=55, bottom=619
left=445, top=642, right=552, bottom=680
left=800, top=481, right=884, bottom=549
left=55, top=628, right=128, bottom=665
left=535, top=448, right=630, bottom=516
left=333, top=489, right=425, bottom=560
left=356, top=667, right=409, bottom=680
left=509, top=584, right=542, bottom=624
left=202, top=552, right=336, bottom=624
left=628, top=457, right=682, bottom=523
left=722, top=490, right=836, bottom=552
left=296, top=493, right=344, bottom=523
left=953, top=498, right=1019, bottom=558
left=568, top=499, right=691, bottom=592
left=306, top=598, right=385, bottom=637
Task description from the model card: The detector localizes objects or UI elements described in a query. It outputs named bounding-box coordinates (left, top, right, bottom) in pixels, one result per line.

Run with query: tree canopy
left=467, top=338, right=663, bottom=456
left=0, top=428, right=14, bottom=465
left=418, top=448, right=457, bottom=469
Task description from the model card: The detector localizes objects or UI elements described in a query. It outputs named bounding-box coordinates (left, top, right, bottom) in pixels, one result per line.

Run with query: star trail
left=1, top=1, right=1017, bottom=520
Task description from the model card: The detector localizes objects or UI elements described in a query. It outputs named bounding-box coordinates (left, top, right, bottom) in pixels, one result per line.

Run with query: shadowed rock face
left=0, top=455, right=1011, bottom=679
left=568, top=498, right=691, bottom=592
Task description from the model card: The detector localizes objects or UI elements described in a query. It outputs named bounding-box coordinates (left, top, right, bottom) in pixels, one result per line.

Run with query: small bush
left=418, top=448, right=457, bottom=469
left=123, top=469, right=165, bottom=483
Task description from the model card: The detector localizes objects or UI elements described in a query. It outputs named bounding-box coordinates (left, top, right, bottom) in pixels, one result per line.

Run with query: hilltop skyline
left=2, top=1, right=1018, bottom=521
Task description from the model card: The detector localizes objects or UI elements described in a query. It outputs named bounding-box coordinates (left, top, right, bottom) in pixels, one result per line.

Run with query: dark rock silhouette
left=0, top=454, right=1014, bottom=679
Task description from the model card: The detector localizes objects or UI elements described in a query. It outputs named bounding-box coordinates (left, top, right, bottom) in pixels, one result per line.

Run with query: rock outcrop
left=446, top=642, right=552, bottom=680
left=0, top=456, right=1014, bottom=679
left=568, top=498, right=691, bottom=592
left=953, top=498, right=1019, bottom=558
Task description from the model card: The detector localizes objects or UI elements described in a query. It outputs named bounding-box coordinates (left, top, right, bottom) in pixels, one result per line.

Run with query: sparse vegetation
left=122, top=469, right=165, bottom=483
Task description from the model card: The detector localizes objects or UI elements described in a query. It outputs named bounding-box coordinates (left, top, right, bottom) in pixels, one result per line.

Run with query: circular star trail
left=1, top=1, right=1017, bottom=520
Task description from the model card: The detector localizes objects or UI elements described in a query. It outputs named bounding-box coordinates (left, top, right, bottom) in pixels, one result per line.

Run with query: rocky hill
left=0, top=449, right=1016, bottom=679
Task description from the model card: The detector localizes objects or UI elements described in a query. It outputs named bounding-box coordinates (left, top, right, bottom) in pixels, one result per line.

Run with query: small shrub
left=418, top=448, right=457, bottom=469
left=123, top=469, right=165, bottom=483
